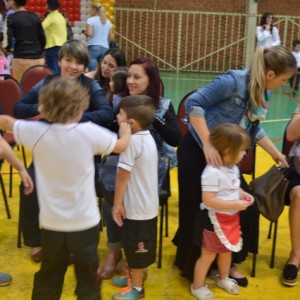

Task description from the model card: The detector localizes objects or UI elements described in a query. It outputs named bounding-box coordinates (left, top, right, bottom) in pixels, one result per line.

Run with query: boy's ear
left=128, top=118, right=136, bottom=128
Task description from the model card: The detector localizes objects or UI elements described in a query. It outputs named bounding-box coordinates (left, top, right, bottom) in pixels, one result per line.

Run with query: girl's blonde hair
left=210, top=123, right=250, bottom=163
left=38, top=77, right=89, bottom=123
left=249, top=45, right=297, bottom=108
left=92, top=3, right=107, bottom=24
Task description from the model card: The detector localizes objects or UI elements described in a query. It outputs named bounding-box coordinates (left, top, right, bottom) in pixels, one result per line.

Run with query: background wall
left=23, top=1, right=300, bottom=72
left=114, top=1, right=300, bottom=72
left=116, top=0, right=300, bottom=16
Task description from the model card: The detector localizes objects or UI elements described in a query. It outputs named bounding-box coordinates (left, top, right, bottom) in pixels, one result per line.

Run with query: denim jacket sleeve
left=185, top=69, right=266, bottom=147
left=186, top=71, right=239, bottom=118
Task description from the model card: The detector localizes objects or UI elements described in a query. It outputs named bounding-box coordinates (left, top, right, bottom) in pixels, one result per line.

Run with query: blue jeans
left=88, top=45, right=108, bottom=71
left=20, top=162, right=41, bottom=247
left=45, top=46, right=61, bottom=74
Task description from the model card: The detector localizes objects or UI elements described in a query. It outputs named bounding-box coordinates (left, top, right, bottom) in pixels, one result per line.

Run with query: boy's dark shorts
left=121, top=217, right=157, bottom=269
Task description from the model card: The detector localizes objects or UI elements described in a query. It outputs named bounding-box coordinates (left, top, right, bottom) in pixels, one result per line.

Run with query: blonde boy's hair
left=210, top=123, right=250, bottom=162
left=119, top=95, right=155, bottom=130
left=38, top=77, right=89, bottom=123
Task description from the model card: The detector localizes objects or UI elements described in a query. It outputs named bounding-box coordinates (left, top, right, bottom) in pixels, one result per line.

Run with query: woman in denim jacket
left=172, top=46, right=296, bottom=289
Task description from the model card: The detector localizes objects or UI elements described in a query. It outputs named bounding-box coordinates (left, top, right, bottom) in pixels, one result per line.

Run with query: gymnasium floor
left=0, top=72, right=299, bottom=299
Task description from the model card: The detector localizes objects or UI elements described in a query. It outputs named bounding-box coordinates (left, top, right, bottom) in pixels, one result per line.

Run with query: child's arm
left=0, top=136, right=34, bottom=195
left=112, top=122, right=131, bottom=154
left=0, top=115, right=16, bottom=132
left=203, top=191, right=252, bottom=212
left=112, top=167, right=131, bottom=226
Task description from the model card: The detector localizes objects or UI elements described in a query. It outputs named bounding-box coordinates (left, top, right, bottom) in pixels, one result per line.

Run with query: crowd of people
left=0, top=1, right=300, bottom=299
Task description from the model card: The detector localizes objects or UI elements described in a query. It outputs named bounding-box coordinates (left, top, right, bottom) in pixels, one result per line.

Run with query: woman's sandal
left=281, top=264, right=300, bottom=287
left=100, top=250, right=122, bottom=279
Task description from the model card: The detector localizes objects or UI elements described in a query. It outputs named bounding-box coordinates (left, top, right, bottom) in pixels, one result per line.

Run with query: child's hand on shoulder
left=118, top=122, right=131, bottom=138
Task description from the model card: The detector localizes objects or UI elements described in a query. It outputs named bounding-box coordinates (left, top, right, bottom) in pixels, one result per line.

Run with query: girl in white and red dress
left=191, top=123, right=255, bottom=300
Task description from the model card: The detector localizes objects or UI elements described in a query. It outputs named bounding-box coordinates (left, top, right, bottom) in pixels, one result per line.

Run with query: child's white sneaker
left=216, top=277, right=240, bottom=294
left=190, top=284, right=215, bottom=300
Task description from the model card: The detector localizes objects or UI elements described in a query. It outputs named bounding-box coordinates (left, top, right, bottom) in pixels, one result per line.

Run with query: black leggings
left=20, top=162, right=41, bottom=247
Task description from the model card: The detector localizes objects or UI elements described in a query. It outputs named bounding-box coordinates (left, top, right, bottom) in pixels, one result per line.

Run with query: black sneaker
left=281, top=264, right=299, bottom=287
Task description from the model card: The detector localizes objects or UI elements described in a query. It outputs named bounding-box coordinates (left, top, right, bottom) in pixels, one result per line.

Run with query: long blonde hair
left=249, top=46, right=296, bottom=108
left=92, top=3, right=107, bottom=24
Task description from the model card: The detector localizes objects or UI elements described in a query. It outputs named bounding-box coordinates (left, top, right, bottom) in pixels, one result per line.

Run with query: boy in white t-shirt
left=112, top=95, right=159, bottom=300
left=0, top=77, right=131, bottom=300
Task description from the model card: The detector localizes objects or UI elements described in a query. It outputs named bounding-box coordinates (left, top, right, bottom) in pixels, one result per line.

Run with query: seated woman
left=100, top=57, right=182, bottom=280
left=85, top=48, right=127, bottom=100
left=13, top=39, right=114, bottom=261
left=282, top=107, right=300, bottom=287
left=86, top=48, right=128, bottom=278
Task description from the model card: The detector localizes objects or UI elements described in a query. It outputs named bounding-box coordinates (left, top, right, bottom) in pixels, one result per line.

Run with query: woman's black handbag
left=251, top=165, right=290, bottom=222
left=97, top=155, right=119, bottom=205
left=97, top=154, right=170, bottom=205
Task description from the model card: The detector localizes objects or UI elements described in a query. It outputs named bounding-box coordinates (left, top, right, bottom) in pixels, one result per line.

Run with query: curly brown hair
left=38, top=77, right=89, bottom=123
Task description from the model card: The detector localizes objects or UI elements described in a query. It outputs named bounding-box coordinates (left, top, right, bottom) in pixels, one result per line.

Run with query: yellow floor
left=0, top=147, right=299, bottom=299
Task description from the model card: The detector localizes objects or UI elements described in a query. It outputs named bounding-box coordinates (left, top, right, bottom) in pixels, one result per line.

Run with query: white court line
left=162, top=77, right=212, bottom=82
left=261, top=119, right=290, bottom=123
